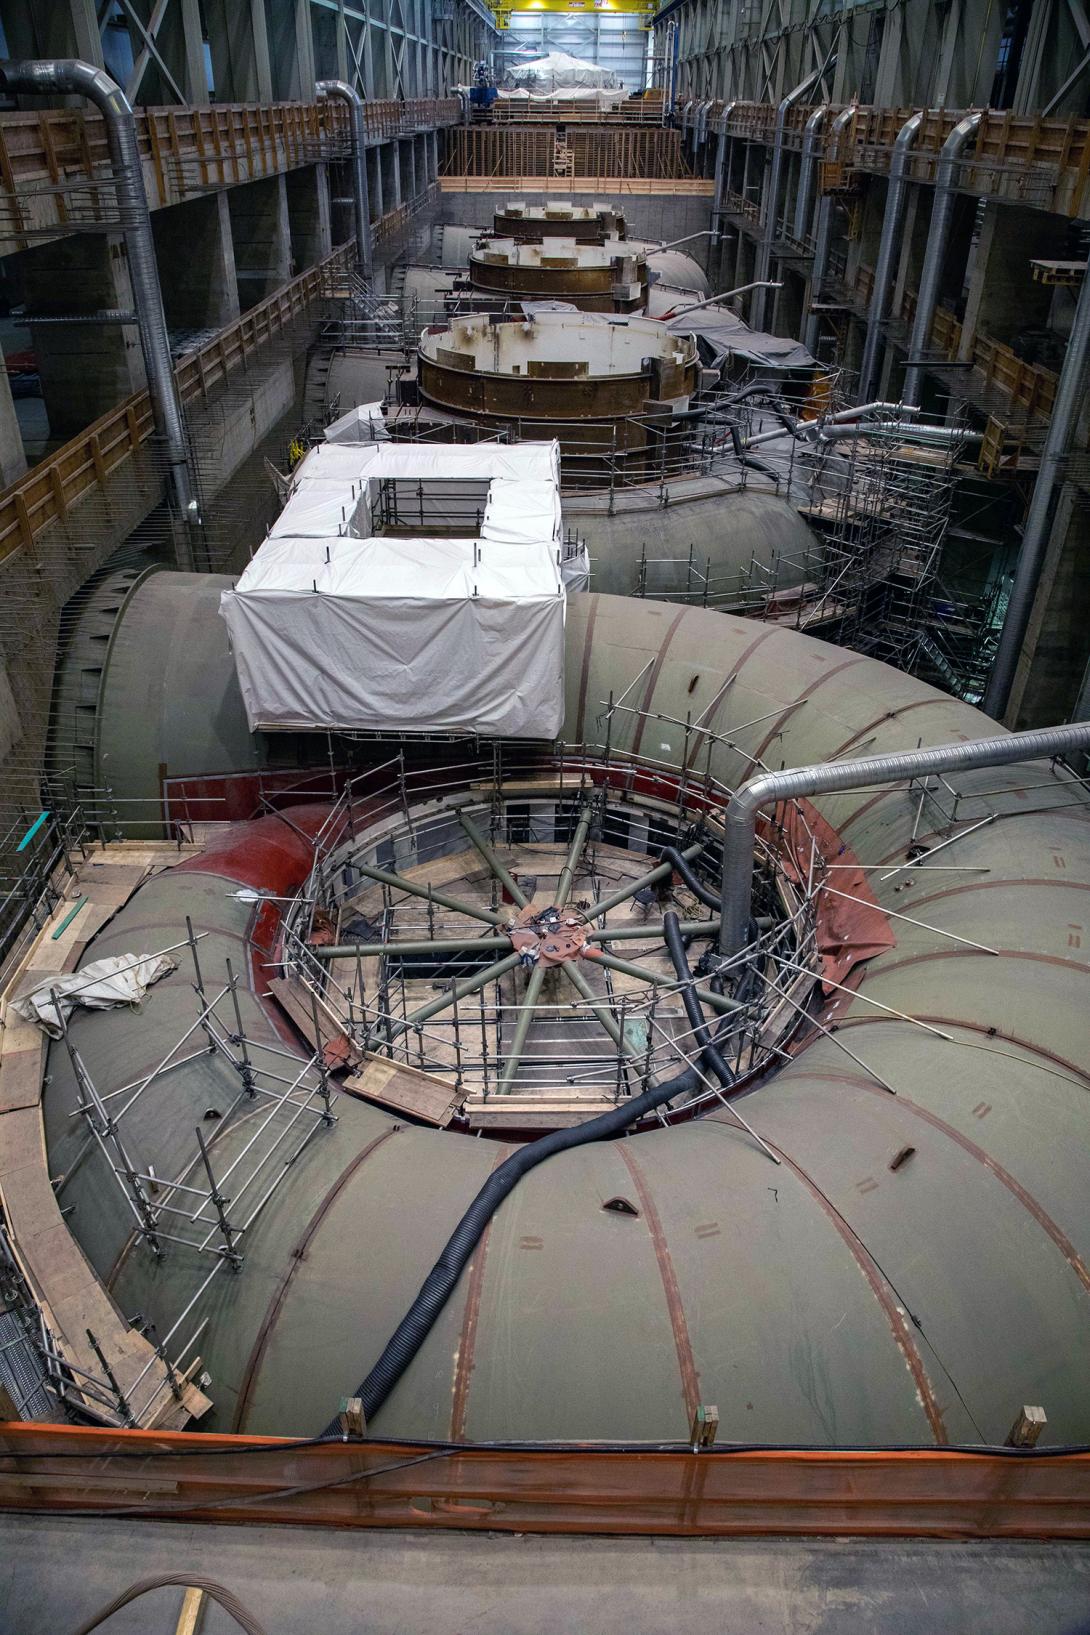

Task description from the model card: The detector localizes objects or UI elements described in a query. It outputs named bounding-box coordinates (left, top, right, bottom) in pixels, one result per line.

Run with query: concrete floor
left=2, top=1518, right=1090, bottom=1634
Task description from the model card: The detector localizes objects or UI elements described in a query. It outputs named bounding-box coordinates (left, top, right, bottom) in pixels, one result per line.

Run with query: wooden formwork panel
left=442, top=126, right=694, bottom=182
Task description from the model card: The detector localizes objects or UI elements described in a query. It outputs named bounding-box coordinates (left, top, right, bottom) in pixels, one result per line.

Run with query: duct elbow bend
left=727, top=773, right=783, bottom=840
left=0, top=57, right=134, bottom=121
left=317, top=78, right=364, bottom=108
left=893, top=109, right=924, bottom=159
left=718, top=774, right=782, bottom=957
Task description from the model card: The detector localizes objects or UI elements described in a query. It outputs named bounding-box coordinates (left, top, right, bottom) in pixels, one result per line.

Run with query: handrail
left=0, top=95, right=460, bottom=249
left=316, top=80, right=372, bottom=277
left=846, top=261, right=1061, bottom=431
left=709, top=99, right=1090, bottom=218
left=0, top=59, right=198, bottom=542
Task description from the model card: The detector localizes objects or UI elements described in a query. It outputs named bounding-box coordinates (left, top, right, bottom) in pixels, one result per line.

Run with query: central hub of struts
left=507, top=904, right=589, bottom=967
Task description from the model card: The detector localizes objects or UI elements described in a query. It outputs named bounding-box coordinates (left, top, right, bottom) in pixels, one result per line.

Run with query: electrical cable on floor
left=9, top=1449, right=455, bottom=1525
left=68, top=1574, right=266, bottom=1635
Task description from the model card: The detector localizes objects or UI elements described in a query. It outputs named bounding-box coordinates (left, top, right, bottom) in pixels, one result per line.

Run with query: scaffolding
left=19, top=919, right=338, bottom=1426
left=55, top=923, right=336, bottom=1267
left=802, top=417, right=962, bottom=669
left=261, top=739, right=831, bottom=1126
left=299, top=273, right=1002, bottom=696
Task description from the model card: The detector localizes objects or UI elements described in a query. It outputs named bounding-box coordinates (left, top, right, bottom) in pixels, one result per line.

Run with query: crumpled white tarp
left=561, top=540, right=590, bottom=592
left=221, top=535, right=564, bottom=737
left=14, top=954, right=177, bottom=1038
left=323, top=402, right=389, bottom=443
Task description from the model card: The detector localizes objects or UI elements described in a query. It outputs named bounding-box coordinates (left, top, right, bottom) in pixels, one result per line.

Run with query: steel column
left=983, top=267, right=1090, bottom=719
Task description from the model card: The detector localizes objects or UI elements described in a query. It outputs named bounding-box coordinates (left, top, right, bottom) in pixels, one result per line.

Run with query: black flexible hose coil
left=658, top=844, right=720, bottom=911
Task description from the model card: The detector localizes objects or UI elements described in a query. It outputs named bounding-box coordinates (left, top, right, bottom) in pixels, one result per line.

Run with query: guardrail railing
left=0, top=97, right=460, bottom=246
left=711, top=100, right=1090, bottom=217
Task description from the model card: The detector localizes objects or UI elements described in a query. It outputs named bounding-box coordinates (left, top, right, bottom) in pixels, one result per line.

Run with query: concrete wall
left=151, top=192, right=240, bottom=334
left=228, top=175, right=293, bottom=311
left=22, top=234, right=146, bottom=438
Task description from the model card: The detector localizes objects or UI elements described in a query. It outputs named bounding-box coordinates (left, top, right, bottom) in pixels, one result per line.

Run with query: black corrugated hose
left=331, top=944, right=742, bottom=1430
left=658, top=843, right=720, bottom=911
left=662, top=909, right=736, bottom=1090
left=329, top=1058, right=703, bottom=1430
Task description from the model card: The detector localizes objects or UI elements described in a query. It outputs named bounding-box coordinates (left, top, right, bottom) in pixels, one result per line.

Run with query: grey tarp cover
left=668, top=304, right=816, bottom=371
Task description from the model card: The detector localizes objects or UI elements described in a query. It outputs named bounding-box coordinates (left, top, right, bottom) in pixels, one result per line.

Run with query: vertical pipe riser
left=903, top=113, right=982, bottom=406
left=803, top=106, right=854, bottom=357
left=753, top=70, right=823, bottom=333
left=0, top=59, right=197, bottom=536
left=858, top=112, right=923, bottom=403
left=317, top=79, right=373, bottom=278
left=792, top=108, right=828, bottom=245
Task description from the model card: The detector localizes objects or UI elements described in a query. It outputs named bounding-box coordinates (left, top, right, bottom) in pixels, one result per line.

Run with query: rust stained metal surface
left=4, top=1422, right=1090, bottom=1537
left=507, top=905, right=589, bottom=965
left=467, top=239, right=649, bottom=313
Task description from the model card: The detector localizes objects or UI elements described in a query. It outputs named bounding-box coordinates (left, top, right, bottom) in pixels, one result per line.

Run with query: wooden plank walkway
left=0, top=844, right=211, bottom=1429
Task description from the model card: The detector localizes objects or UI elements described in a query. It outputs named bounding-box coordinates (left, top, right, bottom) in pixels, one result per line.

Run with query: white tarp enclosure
left=220, top=442, right=567, bottom=740
left=495, top=51, right=627, bottom=106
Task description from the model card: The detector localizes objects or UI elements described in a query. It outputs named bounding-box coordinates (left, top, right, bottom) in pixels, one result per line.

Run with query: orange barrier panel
left=1, top=1422, right=1089, bottom=1537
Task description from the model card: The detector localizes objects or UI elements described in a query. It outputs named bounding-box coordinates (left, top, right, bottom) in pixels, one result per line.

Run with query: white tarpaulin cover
left=323, top=402, right=389, bottom=443
left=502, top=52, right=622, bottom=94
left=14, top=954, right=177, bottom=1037
left=268, top=442, right=561, bottom=539
left=221, top=442, right=567, bottom=739
left=561, top=540, right=590, bottom=591
left=498, top=85, right=626, bottom=108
